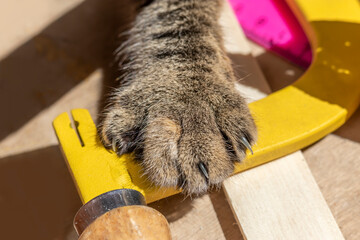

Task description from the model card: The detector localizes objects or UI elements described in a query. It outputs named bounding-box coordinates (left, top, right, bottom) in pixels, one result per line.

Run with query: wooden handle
left=79, top=205, right=172, bottom=240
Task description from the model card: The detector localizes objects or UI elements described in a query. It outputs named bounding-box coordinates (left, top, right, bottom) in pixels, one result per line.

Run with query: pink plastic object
left=229, top=0, right=312, bottom=68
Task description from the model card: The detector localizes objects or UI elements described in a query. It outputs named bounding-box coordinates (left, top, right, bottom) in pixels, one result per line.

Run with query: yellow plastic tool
left=53, top=0, right=360, bottom=204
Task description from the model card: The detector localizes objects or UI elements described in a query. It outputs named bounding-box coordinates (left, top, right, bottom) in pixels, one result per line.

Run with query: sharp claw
left=117, top=145, right=128, bottom=156
left=112, top=139, right=117, bottom=152
left=240, top=136, right=253, bottom=155
left=198, top=162, right=209, bottom=180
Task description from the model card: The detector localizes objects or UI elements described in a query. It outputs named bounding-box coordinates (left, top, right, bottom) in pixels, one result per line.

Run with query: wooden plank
left=151, top=194, right=227, bottom=240
left=223, top=151, right=344, bottom=240
left=304, top=133, right=360, bottom=240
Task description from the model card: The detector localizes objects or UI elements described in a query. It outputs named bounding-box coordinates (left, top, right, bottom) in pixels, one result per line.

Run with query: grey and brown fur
left=99, top=0, right=257, bottom=194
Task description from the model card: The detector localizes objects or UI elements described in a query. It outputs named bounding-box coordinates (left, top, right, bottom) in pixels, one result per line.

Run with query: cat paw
left=99, top=87, right=256, bottom=195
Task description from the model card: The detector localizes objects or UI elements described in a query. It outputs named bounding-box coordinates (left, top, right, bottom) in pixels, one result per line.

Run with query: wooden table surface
left=0, top=0, right=359, bottom=239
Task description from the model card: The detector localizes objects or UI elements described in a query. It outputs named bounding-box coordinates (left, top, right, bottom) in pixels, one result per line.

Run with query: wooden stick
left=223, top=151, right=344, bottom=240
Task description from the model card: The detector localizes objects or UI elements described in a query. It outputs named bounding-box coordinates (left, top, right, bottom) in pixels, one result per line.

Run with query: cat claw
left=112, top=139, right=117, bottom=153
left=240, top=136, right=253, bottom=155
left=198, top=162, right=209, bottom=180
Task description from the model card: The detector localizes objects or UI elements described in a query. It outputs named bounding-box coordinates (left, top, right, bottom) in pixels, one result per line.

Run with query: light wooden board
left=223, top=151, right=344, bottom=240
left=304, top=133, right=360, bottom=240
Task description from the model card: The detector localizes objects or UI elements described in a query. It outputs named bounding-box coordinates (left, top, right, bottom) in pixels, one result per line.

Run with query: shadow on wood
left=0, top=146, right=81, bottom=239
left=0, top=0, right=137, bottom=141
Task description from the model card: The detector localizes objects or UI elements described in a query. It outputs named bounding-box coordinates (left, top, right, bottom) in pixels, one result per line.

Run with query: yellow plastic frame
left=53, top=0, right=360, bottom=204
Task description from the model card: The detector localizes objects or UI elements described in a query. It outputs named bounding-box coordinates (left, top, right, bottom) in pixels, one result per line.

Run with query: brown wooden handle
left=78, top=205, right=172, bottom=240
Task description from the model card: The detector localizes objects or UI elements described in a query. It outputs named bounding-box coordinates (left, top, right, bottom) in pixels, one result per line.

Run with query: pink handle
left=229, top=0, right=312, bottom=68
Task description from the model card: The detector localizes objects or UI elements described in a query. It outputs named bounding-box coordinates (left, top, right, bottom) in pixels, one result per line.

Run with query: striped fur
left=99, top=0, right=257, bottom=194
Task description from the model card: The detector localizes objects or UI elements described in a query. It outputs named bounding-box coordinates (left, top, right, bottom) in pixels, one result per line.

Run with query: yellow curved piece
left=53, top=0, right=360, bottom=204
left=287, top=0, right=360, bottom=117
left=291, top=0, right=360, bottom=23
left=235, top=86, right=347, bottom=172
left=238, top=0, right=360, bottom=171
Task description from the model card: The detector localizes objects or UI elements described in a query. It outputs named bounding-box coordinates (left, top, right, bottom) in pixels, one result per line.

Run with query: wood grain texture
left=304, top=134, right=360, bottom=240
left=79, top=206, right=171, bottom=240
left=223, top=151, right=344, bottom=240
left=151, top=194, right=227, bottom=240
